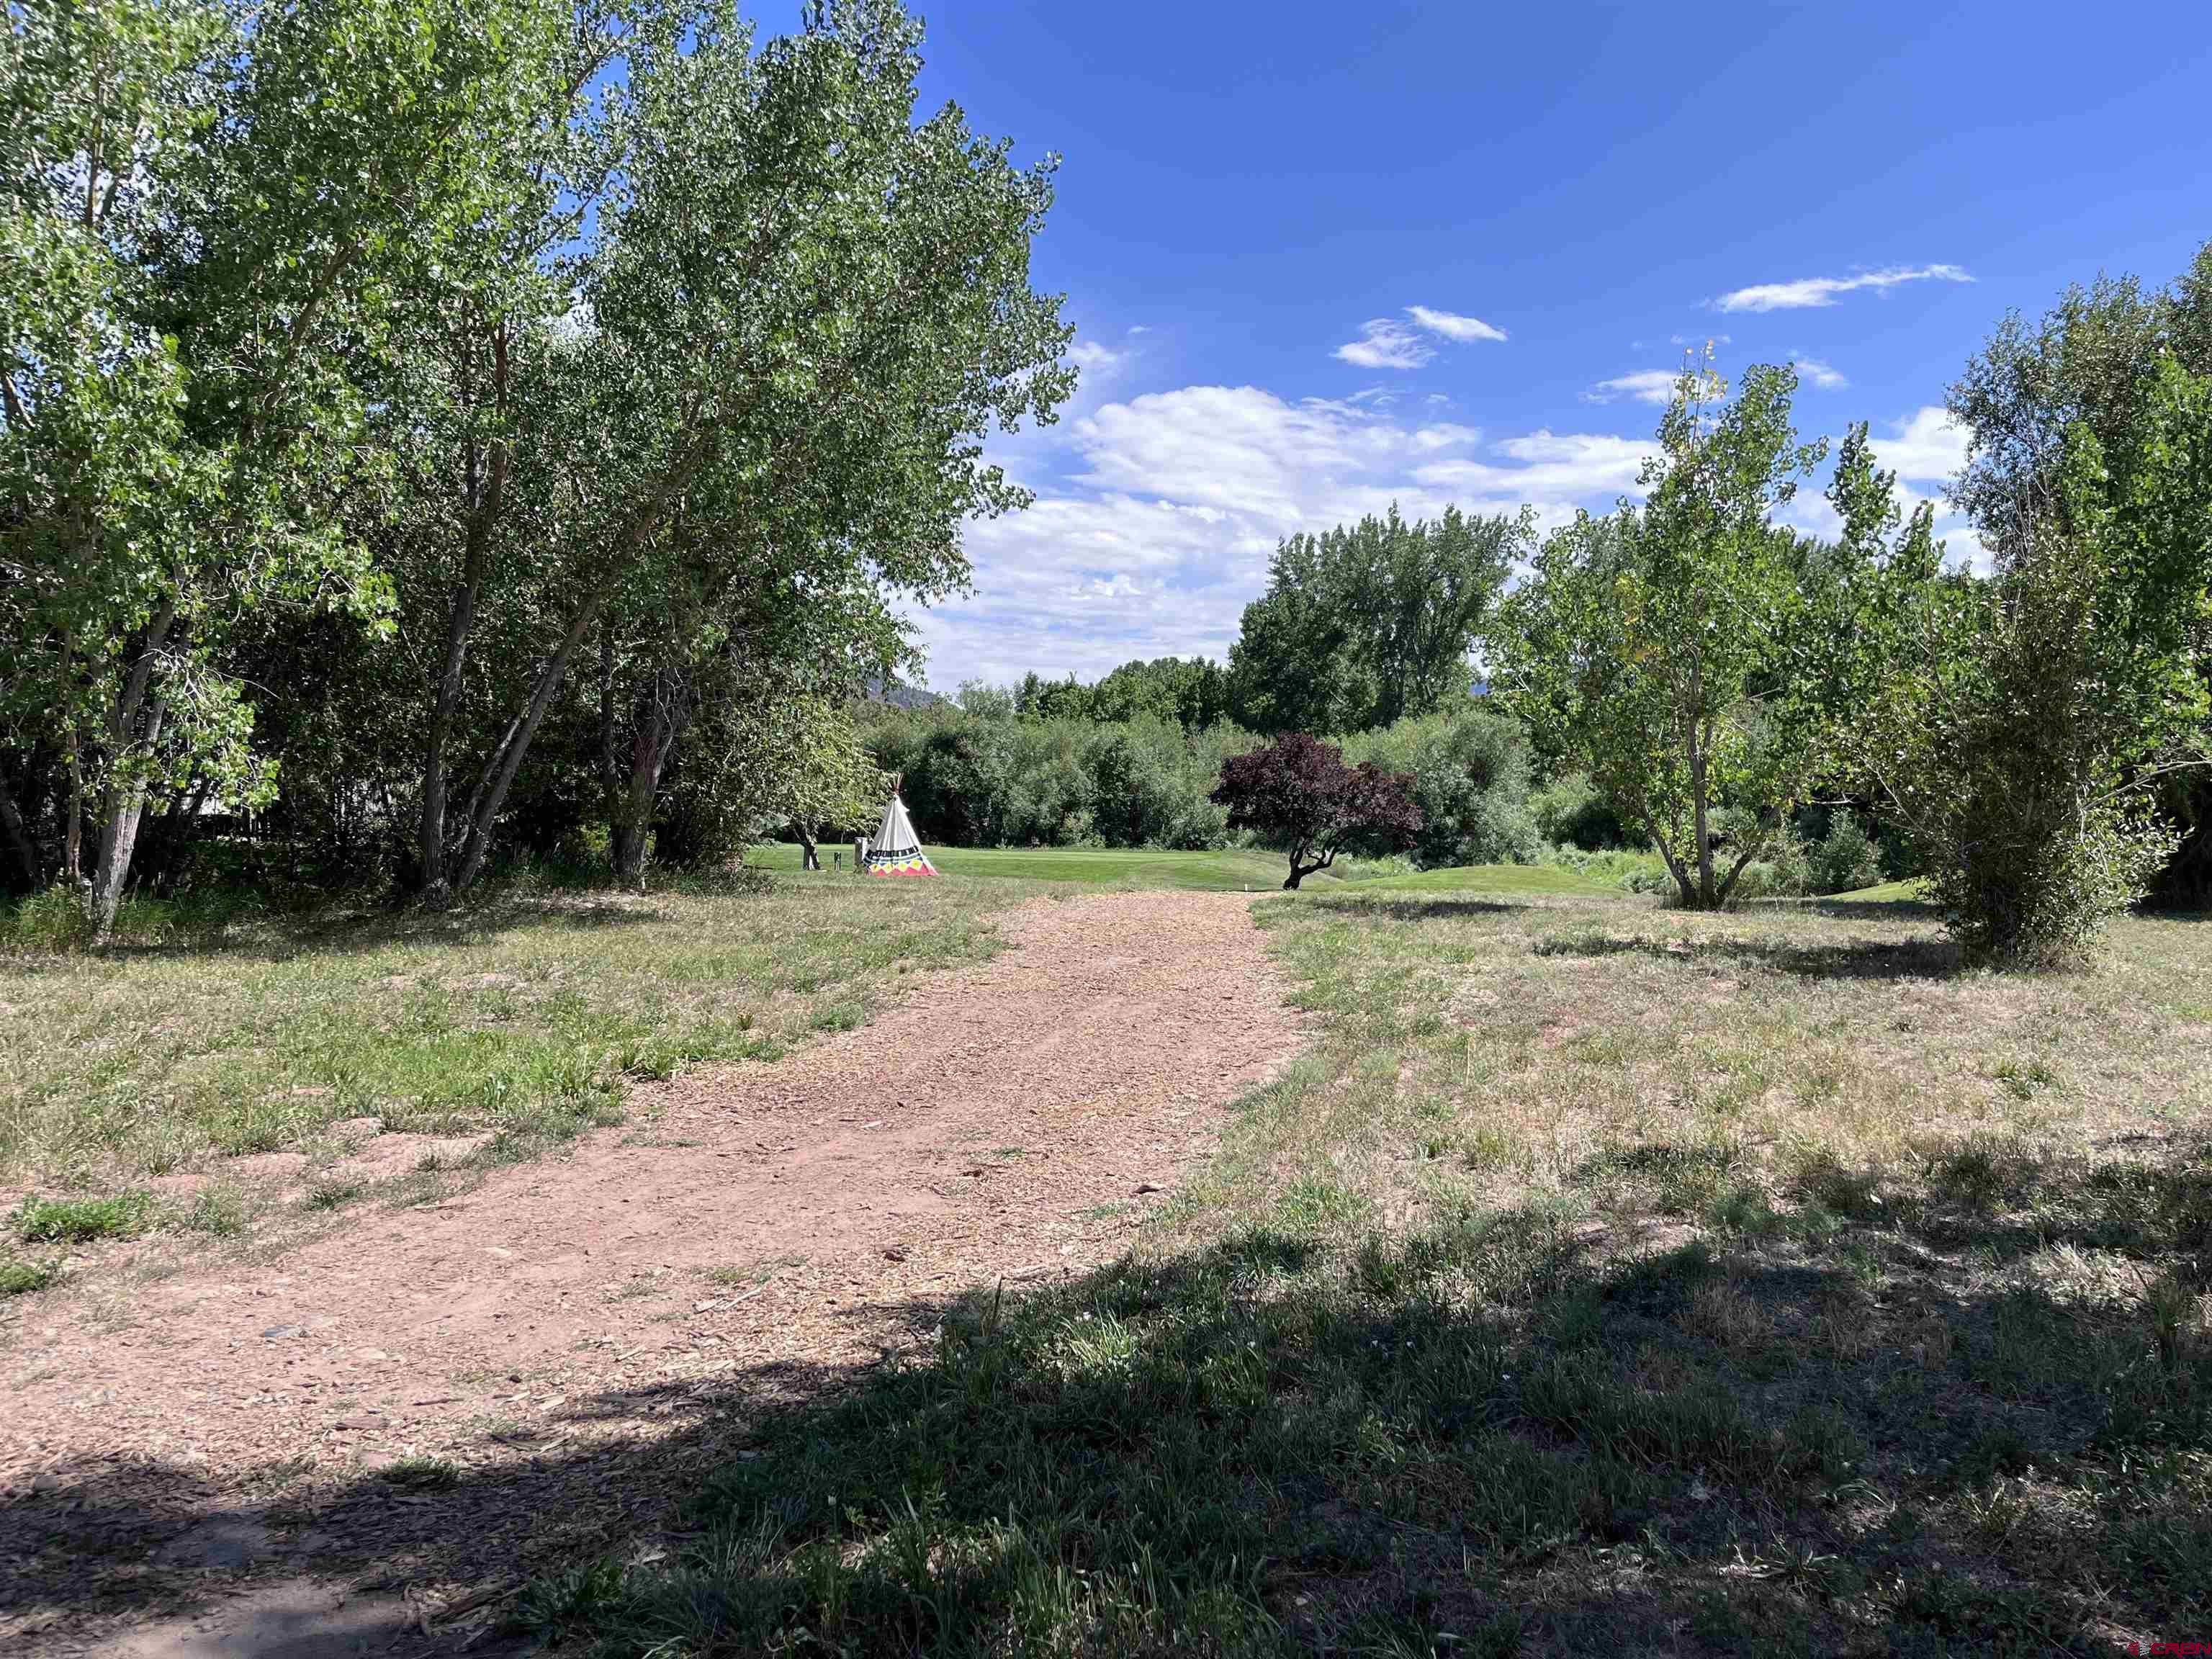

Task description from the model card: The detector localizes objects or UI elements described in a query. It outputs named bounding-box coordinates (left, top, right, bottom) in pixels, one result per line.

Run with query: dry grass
left=0, top=870, right=1027, bottom=1290
left=568, top=885, right=2209, bottom=1657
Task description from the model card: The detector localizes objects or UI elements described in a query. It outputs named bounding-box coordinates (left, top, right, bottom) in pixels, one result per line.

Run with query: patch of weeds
left=379, top=1456, right=462, bottom=1491
left=0, top=1252, right=61, bottom=1295
left=1987, top=1057, right=2057, bottom=1102
left=14, top=1189, right=154, bottom=1244
left=184, top=1184, right=248, bottom=1237
left=305, top=1178, right=366, bottom=1212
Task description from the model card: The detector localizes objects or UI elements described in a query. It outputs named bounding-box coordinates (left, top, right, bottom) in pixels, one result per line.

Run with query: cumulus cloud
left=1869, top=405, right=1972, bottom=484
left=1715, top=263, right=1972, bottom=313
left=910, top=387, right=1657, bottom=687
left=1067, top=338, right=1128, bottom=379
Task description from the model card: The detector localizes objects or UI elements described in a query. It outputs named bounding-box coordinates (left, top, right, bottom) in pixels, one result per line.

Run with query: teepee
left=866, top=780, right=938, bottom=877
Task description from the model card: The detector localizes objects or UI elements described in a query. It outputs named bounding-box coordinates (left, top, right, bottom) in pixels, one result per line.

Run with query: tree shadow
left=1532, top=927, right=1963, bottom=981
left=87, top=896, right=672, bottom=966
left=1305, top=894, right=1539, bottom=922
left=11, top=1137, right=2205, bottom=1655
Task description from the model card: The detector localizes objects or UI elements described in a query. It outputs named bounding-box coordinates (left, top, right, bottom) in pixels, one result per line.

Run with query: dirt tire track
left=1, top=889, right=1299, bottom=1655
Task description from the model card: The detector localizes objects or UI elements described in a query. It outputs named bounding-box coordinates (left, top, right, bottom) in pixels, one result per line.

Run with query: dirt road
left=1, top=889, right=1299, bottom=1655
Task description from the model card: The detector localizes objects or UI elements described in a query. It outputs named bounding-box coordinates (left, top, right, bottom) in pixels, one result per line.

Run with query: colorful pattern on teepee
left=866, top=790, right=938, bottom=877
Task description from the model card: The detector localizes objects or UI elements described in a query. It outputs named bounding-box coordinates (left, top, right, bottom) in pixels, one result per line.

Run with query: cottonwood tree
left=1943, top=242, right=2212, bottom=908
left=1863, top=354, right=2212, bottom=964
left=1496, top=358, right=1905, bottom=910
left=1212, top=732, right=1421, bottom=889
left=390, top=0, right=1071, bottom=900
left=1228, top=505, right=1529, bottom=735
left=0, top=0, right=535, bottom=933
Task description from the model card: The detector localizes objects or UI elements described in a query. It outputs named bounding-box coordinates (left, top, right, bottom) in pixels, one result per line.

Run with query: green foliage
left=1343, top=707, right=1542, bottom=868
left=1015, top=657, right=1230, bottom=729
left=1496, top=357, right=1913, bottom=911
left=1809, top=809, right=1885, bottom=896
left=14, top=1189, right=152, bottom=1244
left=1530, top=771, right=1626, bottom=851
left=1227, top=505, right=1528, bottom=734
left=858, top=698, right=1254, bottom=851
left=0, top=1252, right=60, bottom=1296
left=1869, top=355, right=2212, bottom=965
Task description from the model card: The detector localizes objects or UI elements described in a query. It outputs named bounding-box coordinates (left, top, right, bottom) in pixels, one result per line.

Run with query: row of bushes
left=851, top=696, right=1897, bottom=900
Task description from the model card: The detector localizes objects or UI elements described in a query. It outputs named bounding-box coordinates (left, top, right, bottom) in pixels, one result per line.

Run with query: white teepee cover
left=866, top=789, right=937, bottom=876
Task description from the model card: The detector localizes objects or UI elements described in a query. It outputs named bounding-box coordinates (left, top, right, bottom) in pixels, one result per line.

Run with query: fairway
left=744, top=839, right=1622, bottom=896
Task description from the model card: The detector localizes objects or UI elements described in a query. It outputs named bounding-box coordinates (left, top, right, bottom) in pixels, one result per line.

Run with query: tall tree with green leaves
left=1228, top=505, right=1527, bottom=734
left=1495, top=359, right=1916, bottom=910
left=1864, top=351, right=2212, bottom=963
left=382, top=0, right=1071, bottom=899
left=1943, top=240, right=2212, bottom=909
left=1, top=0, right=534, bottom=933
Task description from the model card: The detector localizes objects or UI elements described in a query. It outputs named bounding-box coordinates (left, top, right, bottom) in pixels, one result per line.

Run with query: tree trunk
left=86, top=602, right=176, bottom=939
left=418, top=377, right=508, bottom=904
left=451, top=592, right=607, bottom=895
left=61, top=638, right=81, bottom=886
left=0, top=766, right=39, bottom=889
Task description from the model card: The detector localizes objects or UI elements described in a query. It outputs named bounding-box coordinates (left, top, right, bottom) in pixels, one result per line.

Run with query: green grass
left=552, top=887, right=2211, bottom=1657
left=0, top=872, right=1026, bottom=1222
left=1826, top=876, right=1933, bottom=904
left=13, top=1189, right=153, bottom=1243
left=745, top=839, right=1618, bottom=896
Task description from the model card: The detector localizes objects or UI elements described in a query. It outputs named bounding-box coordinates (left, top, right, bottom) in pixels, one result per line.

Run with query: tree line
left=874, top=244, right=2212, bottom=961
left=2, top=0, right=2204, bottom=968
left=1, top=0, right=1070, bottom=934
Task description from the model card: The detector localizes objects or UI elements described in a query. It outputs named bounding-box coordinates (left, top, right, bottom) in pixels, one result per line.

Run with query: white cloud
left=912, top=389, right=1656, bottom=688
left=1068, top=338, right=1127, bottom=379
left=1670, top=331, right=1730, bottom=347
left=1794, top=356, right=1848, bottom=390
left=1406, top=305, right=1508, bottom=343
left=1584, top=369, right=1683, bottom=406
left=1715, top=263, right=1972, bottom=313
left=1334, top=305, right=1509, bottom=368
left=1416, top=431, right=1658, bottom=512
left=1334, top=318, right=1432, bottom=370
left=1869, top=405, right=1971, bottom=484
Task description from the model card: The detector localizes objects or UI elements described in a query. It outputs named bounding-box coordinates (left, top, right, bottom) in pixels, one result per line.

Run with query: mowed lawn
left=554, top=886, right=2212, bottom=1658
left=745, top=838, right=1619, bottom=896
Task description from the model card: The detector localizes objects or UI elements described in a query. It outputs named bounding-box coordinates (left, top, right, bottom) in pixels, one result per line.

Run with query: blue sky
left=892, top=1, right=2212, bottom=691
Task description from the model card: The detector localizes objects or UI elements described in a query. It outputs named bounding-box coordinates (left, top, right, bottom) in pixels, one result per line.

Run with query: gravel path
left=1, top=889, right=1299, bottom=1655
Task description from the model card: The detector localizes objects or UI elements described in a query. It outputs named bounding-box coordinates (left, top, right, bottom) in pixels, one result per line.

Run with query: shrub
left=1532, top=770, right=1625, bottom=850
left=1810, top=809, right=1884, bottom=895
left=1345, top=707, right=1540, bottom=868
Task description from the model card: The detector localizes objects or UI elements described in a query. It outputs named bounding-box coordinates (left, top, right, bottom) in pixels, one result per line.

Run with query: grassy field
left=745, top=838, right=1625, bottom=894
left=0, top=873, right=1028, bottom=1282
left=0, top=850, right=1613, bottom=1289
left=549, top=886, right=2212, bottom=1657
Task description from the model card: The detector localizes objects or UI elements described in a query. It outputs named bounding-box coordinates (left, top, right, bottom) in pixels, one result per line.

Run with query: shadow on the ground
left=89, top=896, right=672, bottom=967
left=1305, top=894, right=1544, bottom=922
left=1531, top=924, right=1962, bottom=981
left=9, top=1136, right=2206, bottom=1657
